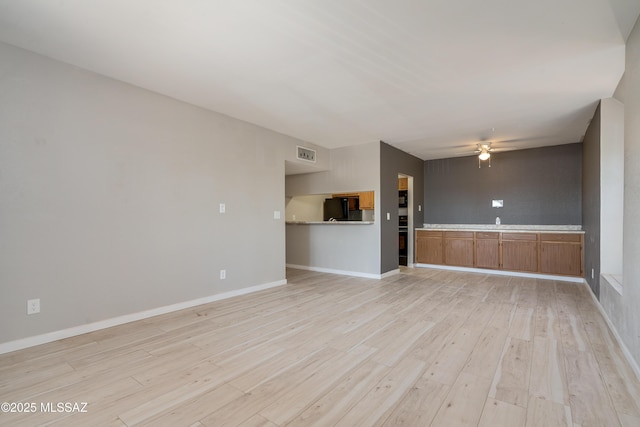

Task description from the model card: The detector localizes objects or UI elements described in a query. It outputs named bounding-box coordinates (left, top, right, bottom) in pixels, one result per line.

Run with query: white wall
left=0, top=42, right=319, bottom=346
left=285, top=194, right=327, bottom=222
left=600, top=17, right=640, bottom=371
left=285, top=143, right=381, bottom=275
left=599, top=98, right=624, bottom=278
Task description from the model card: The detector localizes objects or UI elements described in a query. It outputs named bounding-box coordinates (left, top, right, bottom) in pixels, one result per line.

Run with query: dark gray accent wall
left=380, top=142, right=424, bottom=274
left=424, top=143, right=583, bottom=225
left=582, top=104, right=601, bottom=296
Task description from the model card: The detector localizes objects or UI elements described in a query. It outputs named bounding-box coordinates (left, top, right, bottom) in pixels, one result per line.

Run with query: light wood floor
left=1, top=268, right=639, bottom=426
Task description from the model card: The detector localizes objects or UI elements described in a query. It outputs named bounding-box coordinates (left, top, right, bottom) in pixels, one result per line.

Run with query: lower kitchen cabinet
left=415, top=229, right=583, bottom=278
left=501, top=233, right=539, bottom=272
left=475, top=232, right=500, bottom=269
left=444, top=231, right=474, bottom=267
left=415, top=230, right=443, bottom=264
left=540, top=233, right=583, bottom=276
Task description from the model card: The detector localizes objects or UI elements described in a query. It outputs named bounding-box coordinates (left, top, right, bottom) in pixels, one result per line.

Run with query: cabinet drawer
left=476, top=232, right=499, bottom=239
left=502, top=232, right=538, bottom=241
left=444, top=231, right=474, bottom=239
left=540, top=233, right=582, bottom=242
left=417, top=230, right=442, bottom=238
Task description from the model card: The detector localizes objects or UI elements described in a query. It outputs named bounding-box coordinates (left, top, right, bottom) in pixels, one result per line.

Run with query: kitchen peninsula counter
left=416, top=225, right=584, bottom=278
left=286, top=221, right=375, bottom=225
left=419, top=224, right=583, bottom=232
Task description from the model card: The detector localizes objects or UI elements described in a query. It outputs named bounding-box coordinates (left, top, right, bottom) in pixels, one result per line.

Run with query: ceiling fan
left=474, top=142, right=495, bottom=167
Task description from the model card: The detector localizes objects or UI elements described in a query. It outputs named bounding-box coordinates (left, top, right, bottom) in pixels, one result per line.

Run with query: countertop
left=419, top=224, right=584, bottom=233
left=286, top=221, right=375, bottom=225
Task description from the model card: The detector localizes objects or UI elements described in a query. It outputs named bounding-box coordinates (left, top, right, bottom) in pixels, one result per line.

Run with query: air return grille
left=296, top=146, right=316, bottom=163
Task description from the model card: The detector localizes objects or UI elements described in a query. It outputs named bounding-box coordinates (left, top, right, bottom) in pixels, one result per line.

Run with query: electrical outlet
left=219, top=203, right=226, bottom=214
left=27, top=298, right=40, bottom=315
left=274, top=210, right=281, bottom=220
left=220, top=269, right=226, bottom=280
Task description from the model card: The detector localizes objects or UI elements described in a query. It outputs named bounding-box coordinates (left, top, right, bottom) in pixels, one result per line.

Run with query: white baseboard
left=414, top=263, right=585, bottom=283
left=583, top=282, right=640, bottom=383
left=380, top=268, right=400, bottom=279
left=286, top=264, right=394, bottom=280
left=0, top=279, right=287, bottom=355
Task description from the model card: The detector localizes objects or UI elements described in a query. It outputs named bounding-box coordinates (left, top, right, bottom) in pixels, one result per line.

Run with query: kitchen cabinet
left=416, top=230, right=443, bottom=264
left=475, top=232, right=500, bottom=269
left=500, top=233, right=539, bottom=273
left=415, top=229, right=583, bottom=277
left=332, top=192, right=358, bottom=198
left=540, top=233, right=583, bottom=276
left=359, top=191, right=375, bottom=210
left=332, top=191, right=374, bottom=210
left=398, top=177, right=408, bottom=190
left=444, top=231, right=474, bottom=267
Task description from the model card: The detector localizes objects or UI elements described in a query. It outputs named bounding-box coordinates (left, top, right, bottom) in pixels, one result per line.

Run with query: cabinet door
left=444, top=232, right=474, bottom=267
left=501, top=234, right=538, bottom=272
left=475, top=236, right=500, bottom=269
left=416, top=231, right=443, bottom=264
left=540, top=234, right=583, bottom=276
left=398, top=177, right=408, bottom=190
left=358, top=191, right=375, bottom=210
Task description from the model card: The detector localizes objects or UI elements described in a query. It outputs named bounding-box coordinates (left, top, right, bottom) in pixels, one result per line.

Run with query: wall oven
left=399, top=215, right=408, bottom=266
left=398, top=190, right=408, bottom=207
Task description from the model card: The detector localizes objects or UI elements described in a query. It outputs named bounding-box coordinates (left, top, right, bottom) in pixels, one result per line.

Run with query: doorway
left=398, top=174, right=414, bottom=267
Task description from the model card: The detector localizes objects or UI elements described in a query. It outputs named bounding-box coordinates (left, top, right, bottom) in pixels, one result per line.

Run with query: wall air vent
left=296, top=146, right=316, bottom=163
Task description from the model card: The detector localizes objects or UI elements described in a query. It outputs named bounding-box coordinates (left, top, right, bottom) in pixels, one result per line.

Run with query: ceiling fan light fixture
left=475, top=142, right=494, bottom=168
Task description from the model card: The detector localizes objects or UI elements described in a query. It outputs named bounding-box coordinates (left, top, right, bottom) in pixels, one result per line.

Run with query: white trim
left=0, top=279, right=287, bottom=355
left=583, top=282, right=640, bottom=383
left=381, top=268, right=400, bottom=279
left=601, top=273, right=624, bottom=295
left=286, top=264, right=392, bottom=279
left=414, top=263, right=584, bottom=283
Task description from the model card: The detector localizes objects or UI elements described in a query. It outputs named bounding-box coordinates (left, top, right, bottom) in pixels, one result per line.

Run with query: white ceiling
left=1, top=0, right=638, bottom=161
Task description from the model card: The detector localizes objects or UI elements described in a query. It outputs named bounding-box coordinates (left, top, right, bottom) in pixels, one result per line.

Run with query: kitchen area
left=398, top=176, right=409, bottom=266
left=284, top=188, right=381, bottom=278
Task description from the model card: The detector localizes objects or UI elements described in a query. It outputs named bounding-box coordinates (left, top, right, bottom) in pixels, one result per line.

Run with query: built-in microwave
left=398, top=190, right=408, bottom=207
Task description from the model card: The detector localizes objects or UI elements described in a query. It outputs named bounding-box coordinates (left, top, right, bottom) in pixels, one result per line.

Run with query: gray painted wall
left=0, top=42, right=320, bottom=345
left=598, top=17, right=640, bottom=371
left=285, top=143, right=381, bottom=275
left=379, top=142, right=424, bottom=273
left=582, top=104, right=601, bottom=296
left=424, top=144, right=583, bottom=226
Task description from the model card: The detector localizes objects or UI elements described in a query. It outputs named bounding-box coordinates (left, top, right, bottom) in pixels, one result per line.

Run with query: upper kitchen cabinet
left=398, top=177, right=408, bottom=190
left=332, top=191, right=375, bottom=210
left=359, top=191, right=374, bottom=210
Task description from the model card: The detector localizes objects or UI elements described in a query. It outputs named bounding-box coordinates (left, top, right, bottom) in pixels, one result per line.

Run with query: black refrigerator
left=323, top=198, right=347, bottom=221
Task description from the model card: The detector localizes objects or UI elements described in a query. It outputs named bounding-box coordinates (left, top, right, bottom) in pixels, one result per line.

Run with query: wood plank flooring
left=1, top=267, right=639, bottom=426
